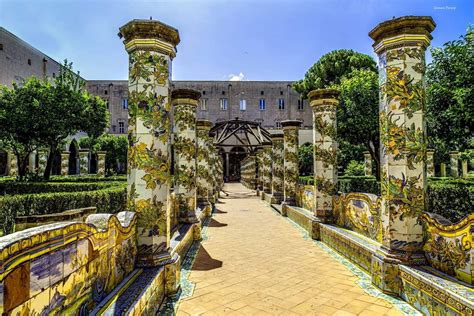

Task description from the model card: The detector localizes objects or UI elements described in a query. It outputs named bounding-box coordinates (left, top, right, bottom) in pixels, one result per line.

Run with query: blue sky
left=0, top=0, right=472, bottom=81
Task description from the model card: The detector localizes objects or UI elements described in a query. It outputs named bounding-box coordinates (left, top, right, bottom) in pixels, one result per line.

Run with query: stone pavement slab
left=175, top=183, right=410, bottom=315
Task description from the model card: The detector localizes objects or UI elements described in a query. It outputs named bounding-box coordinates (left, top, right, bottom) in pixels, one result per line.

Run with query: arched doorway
left=89, top=153, right=98, bottom=174
left=227, top=147, right=246, bottom=182
left=51, top=150, right=61, bottom=175
left=68, top=141, right=79, bottom=175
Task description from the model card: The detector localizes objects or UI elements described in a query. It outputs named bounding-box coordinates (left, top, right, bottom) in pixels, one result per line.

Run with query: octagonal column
left=282, top=120, right=301, bottom=205
left=363, top=151, right=372, bottom=176
left=256, top=148, right=264, bottom=193
left=262, top=145, right=273, bottom=194
left=37, top=150, right=48, bottom=175
left=426, top=149, right=435, bottom=177
left=440, top=162, right=447, bottom=177
left=79, top=149, right=89, bottom=175
left=449, top=151, right=459, bottom=177
left=271, top=133, right=284, bottom=203
left=309, top=89, right=339, bottom=223
left=60, top=151, right=69, bottom=176
left=96, top=151, right=106, bottom=177
left=196, top=120, right=213, bottom=209
left=208, top=136, right=218, bottom=204
left=369, top=16, right=435, bottom=294
left=119, top=19, right=180, bottom=271
left=462, top=159, right=469, bottom=178
left=172, top=89, right=200, bottom=223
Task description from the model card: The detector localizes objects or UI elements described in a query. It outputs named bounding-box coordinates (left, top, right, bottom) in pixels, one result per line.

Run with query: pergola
left=210, top=118, right=273, bottom=180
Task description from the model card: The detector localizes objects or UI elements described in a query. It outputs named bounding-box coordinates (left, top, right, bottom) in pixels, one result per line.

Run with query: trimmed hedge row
left=48, top=175, right=127, bottom=182
left=0, top=184, right=127, bottom=235
left=299, top=175, right=473, bottom=223
left=0, top=181, right=123, bottom=195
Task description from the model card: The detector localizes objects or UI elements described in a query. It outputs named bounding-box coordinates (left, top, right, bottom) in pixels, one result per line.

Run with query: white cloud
left=228, top=72, right=245, bottom=81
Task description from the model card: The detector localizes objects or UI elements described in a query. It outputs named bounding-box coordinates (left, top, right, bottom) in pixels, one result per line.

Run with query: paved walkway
left=176, top=183, right=403, bottom=315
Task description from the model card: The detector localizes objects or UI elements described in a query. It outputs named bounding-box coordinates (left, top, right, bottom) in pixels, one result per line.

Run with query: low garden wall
left=0, top=211, right=137, bottom=315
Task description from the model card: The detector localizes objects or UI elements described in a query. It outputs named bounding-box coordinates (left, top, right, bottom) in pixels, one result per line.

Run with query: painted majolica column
left=256, top=148, right=264, bottom=193
left=369, top=16, right=435, bottom=294
left=426, top=149, right=435, bottom=177
left=309, top=89, right=339, bottom=223
left=449, top=151, right=459, bottom=177
left=271, top=133, right=284, bottom=203
left=282, top=120, right=301, bottom=205
left=440, top=163, right=447, bottom=177
left=172, top=89, right=200, bottom=223
left=97, top=151, right=106, bottom=177
left=8, top=151, right=17, bottom=177
left=462, top=160, right=469, bottom=178
left=363, top=151, right=372, bottom=176
left=28, top=152, right=36, bottom=173
left=79, top=149, right=89, bottom=175
left=196, top=120, right=213, bottom=209
left=208, top=133, right=218, bottom=204
left=262, top=145, right=273, bottom=194
left=37, top=150, right=48, bottom=175
left=60, top=151, right=69, bottom=176
left=119, top=19, right=180, bottom=274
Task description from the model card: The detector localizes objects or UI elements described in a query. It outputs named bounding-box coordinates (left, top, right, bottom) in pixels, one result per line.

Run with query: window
left=202, top=90, right=206, bottom=95
left=27, top=59, right=31, bottom=65
left=200, top=98, right=208, bottom=111
left=222, top=91, right=226, bottom=95
left=275, top=121, right=282, bottom=128
left=298, top=99, right=304, bottom=110
left=260, top=91, right=264, bottom=96
left=52, top=72, right=56, bottom=78
left=278, top=98, right=285, bottom=110
left=259, top=99, right=266, bottom=110
left=122, top=98, right=128, bottom=109
left=118, top=121, right=125, bottom=134
left=220, top=98, right=228, bottom=110
left=0, top=43, right=3, bottom=51
left=280, top=90, right=283, bottom=96
left=240, top=99, right=246, bottom=111
left=104, top=90, right=108, bottom=95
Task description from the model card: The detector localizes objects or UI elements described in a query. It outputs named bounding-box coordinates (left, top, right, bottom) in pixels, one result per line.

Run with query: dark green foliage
left=298, top=143, right=313, bottom=175
left=80, top=134, right=128, bottom=174
left=344, top=161, right=365, bottom=176
left=0, top=181, right=122, bottom=195
left=337, top=176, right=380, bottom=195
left=0, top=182, right=126, bottom=235
left=428, top=178, right=474, bottom=223
left=426, top=28, right=474, bottom=163
left=47, top=175, right=126, bottom=182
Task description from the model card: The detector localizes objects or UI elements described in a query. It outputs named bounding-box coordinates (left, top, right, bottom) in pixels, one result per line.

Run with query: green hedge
left=0, top=184, right=126, bottom=235
left=48, top=175, right=127, bottom=182
left=299, top=175, right=473, bottom=222
left=428, top=179, right=474, bottom=222
left=0, top=181, right=123, bottom=195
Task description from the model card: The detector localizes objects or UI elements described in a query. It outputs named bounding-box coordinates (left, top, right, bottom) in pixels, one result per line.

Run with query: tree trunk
left=368, top=139, right=380, bottom=181
left=16, top=153, right=29, bottom=181
left=43, top=143, right=57, bottom=180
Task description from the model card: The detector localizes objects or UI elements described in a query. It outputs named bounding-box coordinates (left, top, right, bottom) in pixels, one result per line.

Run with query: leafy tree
left=80, top=134, right=128, bottom=174
left=293, top=49, right=376, bottom=98
left=338, top=69, right=380, bottom=178
left=426, top=27, right=474, bottom=164
left=40, top=61, right=108, bottom=179
left=0, top=78, right=52, bottom=180
left=294, top=50, right=380, bottom=178
left=298, top=143, right=313, bottom=175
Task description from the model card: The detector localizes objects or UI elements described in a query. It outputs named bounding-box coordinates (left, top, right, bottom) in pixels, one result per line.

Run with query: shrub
left=338, top=176, right=379, bottom=194
left=0, top=184, right=126, bottom=235
left=0, top=181, right=122, bottom=195
left=428, top=179, right=474, bottom=222
left=344, top=160, right=365, bottom=176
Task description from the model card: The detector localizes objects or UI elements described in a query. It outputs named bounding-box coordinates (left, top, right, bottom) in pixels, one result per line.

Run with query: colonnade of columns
left=3, top=149, right=106, bottom=177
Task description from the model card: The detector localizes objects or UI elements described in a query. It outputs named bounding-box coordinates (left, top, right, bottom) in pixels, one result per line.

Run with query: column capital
left=449, top=151, right=460, bottom=157
left=369, top=16, right=435, bottom=54
left=281, top=120, right=302, bottom=129
left=270, top=132, right=284, bottom=141
left=426, top=149, right=435, bottom=154
left=119, top=19, right=180, bottom=56
left=171, top=89, right=201, bottom=107
left=308, top=88, right=340, bottom=108
left=196, top=119, right=213, bottom=130
left=78, top=149, right=89, bottom=154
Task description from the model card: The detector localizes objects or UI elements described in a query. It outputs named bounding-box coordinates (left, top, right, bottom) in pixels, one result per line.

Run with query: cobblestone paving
left=176, top=183, right=404, bottom=315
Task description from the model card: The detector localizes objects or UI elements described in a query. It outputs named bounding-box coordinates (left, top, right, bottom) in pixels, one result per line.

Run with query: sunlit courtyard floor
left=175, top=183, right=406, bottom=315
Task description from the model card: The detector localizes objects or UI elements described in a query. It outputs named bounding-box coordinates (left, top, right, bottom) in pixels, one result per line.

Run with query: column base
left=271, top=192, right=283, bottom=204
left=164, top=253, right=181, bottom=295
left=136, top=247, right=177, bottom=268
left=315, top=208, right=333, bottom=224
left=371, top=246, right=426, bottom=296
